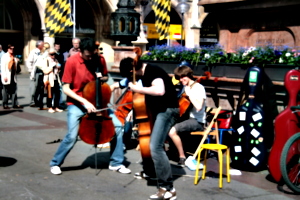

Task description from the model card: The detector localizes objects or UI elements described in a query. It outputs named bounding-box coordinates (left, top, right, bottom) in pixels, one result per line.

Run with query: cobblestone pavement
left=0, top=73, right=298, bottom=200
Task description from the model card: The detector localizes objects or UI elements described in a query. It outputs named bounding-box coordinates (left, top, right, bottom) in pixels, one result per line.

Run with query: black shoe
left=13, top=105, right=23, bottom=109
left=148, top=187, right=177, bottom=200
left=178, top=157, right=186, bottom=168
left=3, top=106, right=10, bottom=109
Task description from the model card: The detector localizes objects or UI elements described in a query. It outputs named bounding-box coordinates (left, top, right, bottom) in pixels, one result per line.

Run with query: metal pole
left=73, top=0, right=76, bottom=38
left=181, top=12, right=184, bottom=46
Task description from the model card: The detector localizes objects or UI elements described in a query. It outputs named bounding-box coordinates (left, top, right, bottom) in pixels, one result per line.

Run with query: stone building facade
left=1, top=0, right=300, bottom=72
left=199, top=0, right=300, bottom=51
left=0, top=0, right=202, bottom=72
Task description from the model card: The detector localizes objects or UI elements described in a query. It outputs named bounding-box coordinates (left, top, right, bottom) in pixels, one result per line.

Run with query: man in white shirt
left=26, top=40, right=44, bottom=107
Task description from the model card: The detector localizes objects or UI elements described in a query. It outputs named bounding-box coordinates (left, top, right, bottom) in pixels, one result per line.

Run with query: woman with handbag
left=43, top=48, right=63, bottom=113
left=36, top=48, right=62, bottom=113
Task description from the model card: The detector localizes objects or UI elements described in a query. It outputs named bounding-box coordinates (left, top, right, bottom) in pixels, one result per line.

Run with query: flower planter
left=141, top=60, right=297, bottom=82
left=211, top=63, right=249, bottom=78
left=211, top=63, right=296, bottom=81
left=263, top=64, right=296, bottom=82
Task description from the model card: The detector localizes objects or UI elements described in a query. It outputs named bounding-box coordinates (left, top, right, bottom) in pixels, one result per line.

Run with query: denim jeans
left=108, top=108, right=125, bottom=166
left=50, top=104, right=125, bottom=167
left=143, top=107, right=179, bottom=190
left=2, top=83, right=18, bottom=107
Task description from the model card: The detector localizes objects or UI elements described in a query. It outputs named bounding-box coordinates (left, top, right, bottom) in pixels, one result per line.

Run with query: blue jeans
left=108, top=108, right=125, bottom=167
left=50, top=104, right=125, bottom=167
left=143, top=107, right=179, bottom=190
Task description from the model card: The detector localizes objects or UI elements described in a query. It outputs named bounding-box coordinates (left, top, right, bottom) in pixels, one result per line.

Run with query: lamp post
left=176, top=0, right=190, bottom=46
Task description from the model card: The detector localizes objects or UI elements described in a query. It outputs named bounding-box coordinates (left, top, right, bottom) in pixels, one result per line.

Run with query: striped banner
left=45, top=0, right=73, bottom=38
left=151, top=0, right=171, bottom=40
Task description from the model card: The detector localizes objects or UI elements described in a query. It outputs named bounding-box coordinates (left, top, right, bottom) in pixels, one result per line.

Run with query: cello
left=78, top=59, right=115, bottom=145
left=268, top=69, right=300, bottom=182
left=132, top=47, right=153, bottom=159
left=231, top=66, right=267, bottom=171
left=177, top=71, right=211, bottom=118
left=114, top=88, right=133, bottom=125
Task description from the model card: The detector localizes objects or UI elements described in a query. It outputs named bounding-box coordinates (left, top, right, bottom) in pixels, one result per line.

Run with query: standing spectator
left=1, top=44, right=23, bottom=109
left=38, top=48, right=62, bottom=113
left=31, top=42, right=50, bottom=110
left=54, top=43, right=64, bottom=79
left=68, top=38, right=80, bottom=58
left=54, top=43, right=66, bottom=109
left=0, top=44, right=5, bottom=100
left=0, top=44, right=5, bottom=63
left=26, top=40, right=44, bottom=107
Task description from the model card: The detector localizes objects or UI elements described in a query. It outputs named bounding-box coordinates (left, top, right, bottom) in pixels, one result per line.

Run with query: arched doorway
left=0, top=0, right=24, bottom=56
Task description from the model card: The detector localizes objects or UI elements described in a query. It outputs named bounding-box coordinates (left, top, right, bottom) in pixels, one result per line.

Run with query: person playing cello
left=49, top=38, right=131, bottom=175
left=168, top=65, right=207, bottom=168
left=119, top=57, right=179, bottom=200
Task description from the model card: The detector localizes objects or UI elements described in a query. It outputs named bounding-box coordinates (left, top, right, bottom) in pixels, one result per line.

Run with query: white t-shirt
left=184, top=82, right=206, bottom=123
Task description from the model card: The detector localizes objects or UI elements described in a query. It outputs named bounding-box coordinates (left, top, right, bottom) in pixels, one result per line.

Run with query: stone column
left=111, top=46, right=137, bottom=72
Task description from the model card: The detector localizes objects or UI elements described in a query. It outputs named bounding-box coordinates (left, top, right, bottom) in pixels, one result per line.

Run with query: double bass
left=268, top=69, right=300, bottom=182
left=231, top=66, right=267, bottom=171
left=78, top=59, right=115, bottom=146
left=132, top=47, right=153, bottom=159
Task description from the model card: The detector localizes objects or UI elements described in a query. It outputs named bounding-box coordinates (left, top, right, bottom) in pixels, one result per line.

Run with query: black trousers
left=34, top=73, right=45, bottom=109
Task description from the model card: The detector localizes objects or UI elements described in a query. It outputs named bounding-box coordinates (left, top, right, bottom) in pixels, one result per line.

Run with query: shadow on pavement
left=0, top=156, right=17, bottom=167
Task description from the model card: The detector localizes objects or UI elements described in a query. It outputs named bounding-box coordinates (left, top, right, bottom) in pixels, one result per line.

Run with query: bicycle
left=280, top=105, right=300, bottom=194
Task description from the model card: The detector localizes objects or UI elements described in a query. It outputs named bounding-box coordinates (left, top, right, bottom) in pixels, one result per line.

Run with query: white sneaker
left=149, top=187, right=177, bottom=200
left=48, top=108, right=55, bottom=113
left=50, top=166, right=62, bottom=175
left=229, top=169, right=242, bottom=175
left=109, top=165, right=131, bottom=174
left=185, top=156, right=204, bottom=171
left=97, top=142, right=110, bottom=148
left=55, top=108, right=63, bottom=112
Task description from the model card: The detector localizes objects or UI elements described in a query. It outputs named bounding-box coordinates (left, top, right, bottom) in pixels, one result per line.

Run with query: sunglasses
left=49, top=53, right=56, bottom=56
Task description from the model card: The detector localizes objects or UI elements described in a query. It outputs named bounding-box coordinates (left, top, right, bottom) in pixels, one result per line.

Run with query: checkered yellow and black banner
left=151, top=0, right=171, bottom=40
left=45, top=0, right=73, bottom=38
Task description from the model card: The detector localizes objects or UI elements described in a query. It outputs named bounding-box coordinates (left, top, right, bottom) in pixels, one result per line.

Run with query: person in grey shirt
left=26, top=40, right=44, bottom=107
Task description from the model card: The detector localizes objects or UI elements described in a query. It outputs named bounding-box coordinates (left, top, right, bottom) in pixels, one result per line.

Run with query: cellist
left=49, top=38, right=131, bottom=175
left=119, top=57, right=179, bottom=200
left=168, top=65, right=207, bottom=168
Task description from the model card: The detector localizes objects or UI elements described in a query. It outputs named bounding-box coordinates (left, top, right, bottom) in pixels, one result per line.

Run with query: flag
left=45, top=0, right=73, bottom=38
left=151, top=0, right=171, bottom=40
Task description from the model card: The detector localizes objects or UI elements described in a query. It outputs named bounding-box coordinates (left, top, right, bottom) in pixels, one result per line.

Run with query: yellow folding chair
left=191, top=106, right=230, bottom=188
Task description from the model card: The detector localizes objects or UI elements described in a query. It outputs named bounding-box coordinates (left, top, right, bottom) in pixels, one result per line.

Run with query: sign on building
left=143, top=23, right=183, bottom=40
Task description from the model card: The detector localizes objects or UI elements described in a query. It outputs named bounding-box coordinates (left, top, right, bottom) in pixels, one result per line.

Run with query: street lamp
left=176, top=0, right=190, bottom=46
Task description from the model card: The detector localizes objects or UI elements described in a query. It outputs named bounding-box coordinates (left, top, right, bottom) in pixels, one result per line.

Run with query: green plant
left=140, top=44, right=300, bottom=66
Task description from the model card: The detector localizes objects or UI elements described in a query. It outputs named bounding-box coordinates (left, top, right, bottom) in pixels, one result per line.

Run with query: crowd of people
left=0, top=37, right=207, bottom=200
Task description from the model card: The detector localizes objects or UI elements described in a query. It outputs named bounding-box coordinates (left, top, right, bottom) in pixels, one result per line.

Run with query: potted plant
left=140, top=45, right=208, bottom=75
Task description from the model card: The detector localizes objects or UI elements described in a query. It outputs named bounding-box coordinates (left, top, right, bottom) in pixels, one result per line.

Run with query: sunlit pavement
left=0, top=73, right=298, bottom=200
